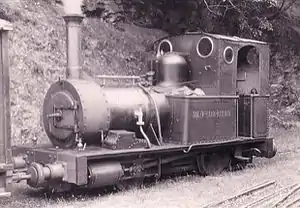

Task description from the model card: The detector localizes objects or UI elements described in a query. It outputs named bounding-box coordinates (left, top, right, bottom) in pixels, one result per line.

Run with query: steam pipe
left=135, top=107, right=152, bottom=148
left=63, top=14, right=84, bottom=79
left=139, top=126, right=152, bottom=148
left=138, top=83, right=163, bottom=144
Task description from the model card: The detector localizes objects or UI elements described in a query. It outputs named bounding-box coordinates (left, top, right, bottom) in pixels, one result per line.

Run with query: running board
left=234, top=155, right=251, bottom=162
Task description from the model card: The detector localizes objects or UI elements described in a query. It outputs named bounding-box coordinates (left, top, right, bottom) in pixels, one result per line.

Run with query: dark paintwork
left=28, top=32, right=275, bottom=190
left=165, top=95, right=238, bottom=144
left=156, top=32, right=270, bottom=96
left=238, top=95, right=269, bottom=138
left=88, top=162, right=124, bottom=188
left=43, top=79, right=110, bottom=148
left=43, top=79, right=170, bottom=148
left=12, top=136, right=272, bottom=187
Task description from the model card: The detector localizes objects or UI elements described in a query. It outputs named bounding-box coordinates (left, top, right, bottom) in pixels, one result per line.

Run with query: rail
left=202, top=180, right=276, bottom=208
left=204, top=181, right=300, bottom=208
left=241, top=184, right=297, bottom=208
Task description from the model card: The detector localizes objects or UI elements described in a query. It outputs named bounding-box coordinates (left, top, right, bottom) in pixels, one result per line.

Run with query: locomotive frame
left=0, top=13, right=276, bottom=197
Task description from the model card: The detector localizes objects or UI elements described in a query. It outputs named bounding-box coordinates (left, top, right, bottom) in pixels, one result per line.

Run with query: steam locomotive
left=0, top=14, right=276, bottom=196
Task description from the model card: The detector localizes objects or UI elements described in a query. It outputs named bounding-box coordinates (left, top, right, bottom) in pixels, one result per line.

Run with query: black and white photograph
left=0, top=0, right=299, bottom=207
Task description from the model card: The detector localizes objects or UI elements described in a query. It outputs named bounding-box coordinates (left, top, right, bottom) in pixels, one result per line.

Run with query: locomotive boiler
left=0, top=13, right=277, bottom=196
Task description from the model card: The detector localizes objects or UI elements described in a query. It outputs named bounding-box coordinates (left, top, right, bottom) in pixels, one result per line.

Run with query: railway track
left=203, top=180, right=300, bottom=208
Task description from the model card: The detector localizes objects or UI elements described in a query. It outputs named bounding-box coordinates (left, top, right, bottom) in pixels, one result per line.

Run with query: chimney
left=0, top=19, right=13, bottom=197
left=63, top=14, right=84, bottom=79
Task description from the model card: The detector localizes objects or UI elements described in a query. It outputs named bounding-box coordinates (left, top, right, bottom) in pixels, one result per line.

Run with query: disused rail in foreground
left=202, top=180, right=276, bottom=208
left=272, top=184, right=300, bottom=207
left=286, top=196, right=300, bottom=208
left=241, top=183, right=298, bottom=208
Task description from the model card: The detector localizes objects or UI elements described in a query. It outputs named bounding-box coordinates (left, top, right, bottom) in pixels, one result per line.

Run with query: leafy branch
left=268, top=0, right=298, bottom=20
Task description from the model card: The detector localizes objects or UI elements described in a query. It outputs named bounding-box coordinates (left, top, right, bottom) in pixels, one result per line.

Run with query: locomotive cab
left=153, top=33, right=272, bottom=143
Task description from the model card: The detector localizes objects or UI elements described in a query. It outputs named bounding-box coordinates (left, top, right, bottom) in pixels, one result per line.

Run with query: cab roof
left=185, top=31, right=268, bottom=45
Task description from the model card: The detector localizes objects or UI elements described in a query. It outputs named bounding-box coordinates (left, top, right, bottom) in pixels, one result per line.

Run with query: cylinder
left=88, top=162, right=124, bottom=188
left=12, top=156, right=26, bottom=169
left=63, top=14, right=84, bottom=79
left=43, top=79, right=170, bottom=148
left=45, top=163, right=65, bottom=179
left=26, top=163, right=65, bottom=188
